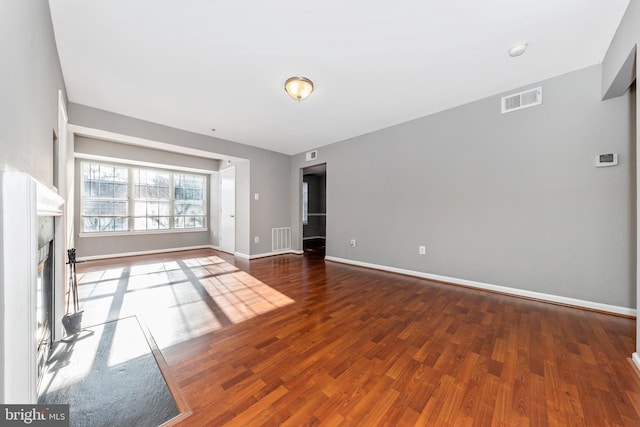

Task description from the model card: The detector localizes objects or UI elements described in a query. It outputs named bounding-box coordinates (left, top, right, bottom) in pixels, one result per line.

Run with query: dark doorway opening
left=302, top=164, right=326, bottom=258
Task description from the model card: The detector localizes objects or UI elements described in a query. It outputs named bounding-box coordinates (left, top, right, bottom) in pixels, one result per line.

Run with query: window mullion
left=128, top=167, right=134, bottom=232
left=170, top=173, right=175, bottom=230
left=204, top=176, right=208, bottom=229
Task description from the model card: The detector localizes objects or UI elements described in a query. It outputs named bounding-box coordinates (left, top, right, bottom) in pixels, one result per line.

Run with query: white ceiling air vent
left=501, top=86, right=542, bottom=114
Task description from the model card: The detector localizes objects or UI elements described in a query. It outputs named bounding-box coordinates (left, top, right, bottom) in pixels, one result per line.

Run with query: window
left=82, top=163, right=129, bottom=233
left=133, top=169, right=171, bottom=231
left=174, top=174, right=206, bottom=229
left=81, top=162, right=207, bottom=234
left=302, top=181, right=308, bottom=225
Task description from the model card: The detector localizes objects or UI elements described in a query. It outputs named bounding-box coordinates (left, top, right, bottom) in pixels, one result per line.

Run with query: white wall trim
left=632, top=353, right=640, bottom=371
left=325, top=256, right=636, bottom=317
left=1, top=173, right=38, bottom=403
left=235, top=250, right=302, bottom=259
left=76, top=245, right=214, bottom=262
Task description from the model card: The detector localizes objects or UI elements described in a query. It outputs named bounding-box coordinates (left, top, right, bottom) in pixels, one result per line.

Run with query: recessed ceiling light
left=508, top=42, right=528, bottom=57
left=211, top=128, right=216, bottom=132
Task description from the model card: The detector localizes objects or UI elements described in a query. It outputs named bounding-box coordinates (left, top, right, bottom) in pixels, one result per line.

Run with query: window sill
left=79, top=228, right=209, bottom=238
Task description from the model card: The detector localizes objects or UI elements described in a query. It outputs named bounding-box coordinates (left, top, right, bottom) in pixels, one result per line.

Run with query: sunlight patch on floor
left=77, top=256, right=294, bottom=348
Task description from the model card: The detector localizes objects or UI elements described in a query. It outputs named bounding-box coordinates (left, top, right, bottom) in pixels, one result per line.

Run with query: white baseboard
left=324, top=256, right=636, bottom=317
left=79, top=246, right=303, bottom=262
left=234, top=251, right=250, bottom=259
left=77, top=245, right=214, bottom=261
left=632, top=353, right=640, bottom=371
left=236, top=249, right=302, bottom=259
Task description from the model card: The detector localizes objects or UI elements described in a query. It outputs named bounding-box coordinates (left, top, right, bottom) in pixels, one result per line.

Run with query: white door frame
left=54, top=90, right=71, bottom=342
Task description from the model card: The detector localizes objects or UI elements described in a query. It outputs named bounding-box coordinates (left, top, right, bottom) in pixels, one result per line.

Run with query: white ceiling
left=49, top=0, right=629, bottom=156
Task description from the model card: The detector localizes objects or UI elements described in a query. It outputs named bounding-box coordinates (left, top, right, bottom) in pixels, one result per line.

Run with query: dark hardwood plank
left=76, top=249, right=640, bottom=426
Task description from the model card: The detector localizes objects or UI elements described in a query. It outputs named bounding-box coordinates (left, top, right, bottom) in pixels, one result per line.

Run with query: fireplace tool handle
left=66, top=248, right=79, bottom=313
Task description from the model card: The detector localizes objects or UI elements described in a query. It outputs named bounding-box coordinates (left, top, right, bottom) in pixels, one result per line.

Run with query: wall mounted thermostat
left=595, top=153, right=618, bottom=167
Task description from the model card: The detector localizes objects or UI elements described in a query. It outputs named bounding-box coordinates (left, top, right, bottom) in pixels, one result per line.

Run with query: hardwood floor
left=76, top=249, right=640, bottom=426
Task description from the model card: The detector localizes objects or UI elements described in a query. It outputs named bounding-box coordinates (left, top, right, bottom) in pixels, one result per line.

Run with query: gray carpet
left=38, top=316, right=179, bottom=427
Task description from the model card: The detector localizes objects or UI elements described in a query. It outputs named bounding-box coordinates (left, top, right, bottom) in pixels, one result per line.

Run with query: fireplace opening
left=36, top=216, right=54, bottom=385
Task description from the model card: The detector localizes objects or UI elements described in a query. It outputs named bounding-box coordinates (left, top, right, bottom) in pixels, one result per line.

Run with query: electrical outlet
left=254, top=193, right=260, bottom=200
left=350, top=239, right=357, bottom=247
left=255, top=236, right=260, bottom=243
left=419, top=245, right=426, bottom=255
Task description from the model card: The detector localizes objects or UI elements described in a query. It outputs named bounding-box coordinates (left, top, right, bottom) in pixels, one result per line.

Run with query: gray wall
left=68, top=104, right=291, bottom=256
left=0, top=0, right=67, bottom=403
left=0, top=0, right=67, bottom=186
left=75, top=136, right=221, bottom=171
left=73, top=137, right=218, bottom=258
left=291, top=64, right=635, bottom=309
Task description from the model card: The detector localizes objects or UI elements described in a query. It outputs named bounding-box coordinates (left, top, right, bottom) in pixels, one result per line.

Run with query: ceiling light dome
left=508, top=42, right=528, bottom=57
left=284, top=77, right=314, bottom=101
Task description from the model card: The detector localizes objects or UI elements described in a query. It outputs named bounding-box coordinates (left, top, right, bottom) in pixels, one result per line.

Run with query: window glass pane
left=158, top=217, right=170, bottom=229
left=134, top=169, right=170, bottom=201
left=159, top=202, right=170, bottom=216
left=143, top=217, right=170, bottom=230
left=175, top=201, right=204, bottom=215
left=99, top=217, right=117, bottom=232
left=173, top=174, right=205, bottom=229
left=174, top=215, right=206, bottom=229
left=82, top=162, right=129, bottom=233
left=174, top=174, right=204, bottom=200
left=146, top=217, right=159, bottom=230
left=134, top=218, right=147, bottom=231
left=114, top=183, right=128, bottom=198
left=83, top=200, right=128, bottom=217
left=84, top=218, right=98, bottom=232
left=134, top=201, right=147, bottom=216
left=148, top=202, right=159, bottom=215
left=114, top=217, right=128, bottom=231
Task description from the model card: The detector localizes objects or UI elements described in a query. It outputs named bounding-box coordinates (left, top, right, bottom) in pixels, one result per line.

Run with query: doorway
left=302, top=164, right=326, bottom=257
left=219, top=166, right=236, bottom=254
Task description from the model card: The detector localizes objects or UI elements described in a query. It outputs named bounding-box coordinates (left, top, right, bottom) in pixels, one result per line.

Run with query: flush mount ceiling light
left=508, top=42, right=528, bottom=57
left=284, top=76, right=314, bottom=101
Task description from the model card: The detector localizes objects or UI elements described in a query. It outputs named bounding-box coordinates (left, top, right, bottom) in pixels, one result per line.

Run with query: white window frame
left=80, top=161, right=208, bottom=237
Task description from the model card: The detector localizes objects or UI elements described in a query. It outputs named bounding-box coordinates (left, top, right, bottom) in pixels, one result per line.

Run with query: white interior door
left=219, top=166, right=236, bottom=254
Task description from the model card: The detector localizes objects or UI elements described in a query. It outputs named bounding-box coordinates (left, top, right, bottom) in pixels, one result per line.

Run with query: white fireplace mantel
left=0, top=171, right=64, bottom=404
